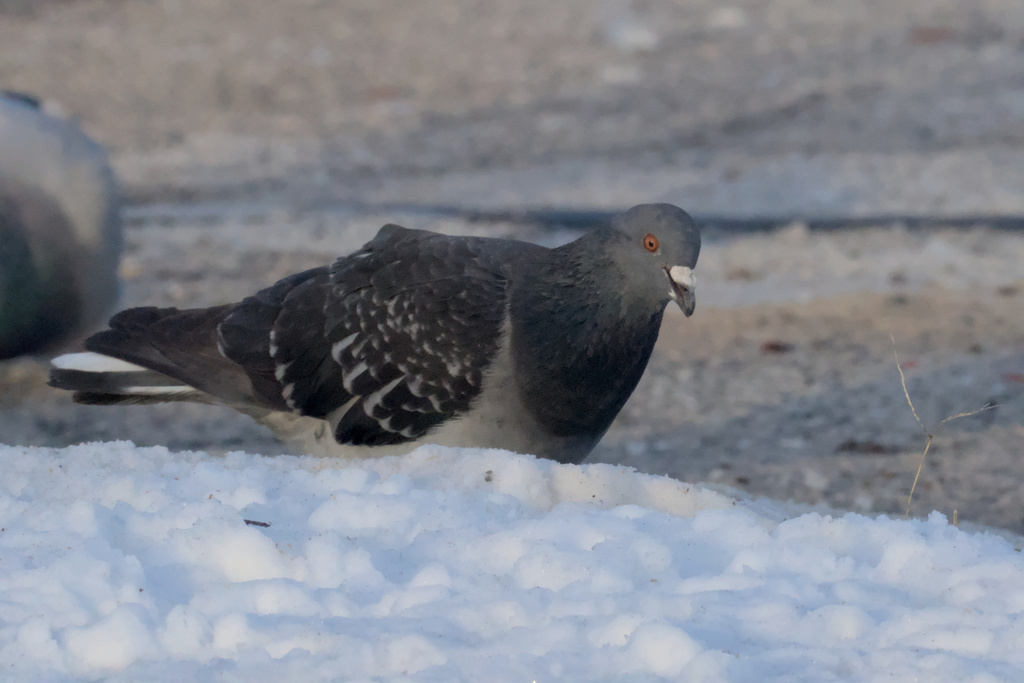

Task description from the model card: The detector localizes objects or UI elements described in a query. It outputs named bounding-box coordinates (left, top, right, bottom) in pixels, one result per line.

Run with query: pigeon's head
left=607, top=203, right=701, bottom=316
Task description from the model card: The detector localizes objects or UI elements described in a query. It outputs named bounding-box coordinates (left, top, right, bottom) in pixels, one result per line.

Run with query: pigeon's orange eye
left=643, top=233, right=659, bottom=252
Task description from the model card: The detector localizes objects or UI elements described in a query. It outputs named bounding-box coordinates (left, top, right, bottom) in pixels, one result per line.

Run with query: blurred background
left=1, top=0, right=1023, bottom=530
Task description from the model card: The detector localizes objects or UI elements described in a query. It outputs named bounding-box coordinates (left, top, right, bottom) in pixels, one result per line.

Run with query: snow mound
left=0, top=442, right=1022, bottom=681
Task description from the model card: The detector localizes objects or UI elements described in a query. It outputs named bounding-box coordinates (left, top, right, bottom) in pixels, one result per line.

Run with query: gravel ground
left=4, top=0, right=1024, bottom=213
left=1, top=1, right=1022, bottom=532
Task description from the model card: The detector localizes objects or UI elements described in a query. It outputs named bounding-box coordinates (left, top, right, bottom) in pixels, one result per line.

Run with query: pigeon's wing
left=219, top=226, right=518, bottom=446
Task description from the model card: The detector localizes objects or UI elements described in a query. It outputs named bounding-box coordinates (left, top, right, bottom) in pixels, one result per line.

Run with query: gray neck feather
left=509, top=228, right=666, bottom=442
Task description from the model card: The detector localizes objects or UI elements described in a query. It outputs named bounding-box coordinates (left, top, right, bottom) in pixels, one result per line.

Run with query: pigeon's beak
left=665, top=266, right=696, bottom=316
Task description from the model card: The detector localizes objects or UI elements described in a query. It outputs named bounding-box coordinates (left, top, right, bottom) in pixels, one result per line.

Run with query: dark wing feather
left=217, top=267, right=331, bottom=412
left=223, top=225, right=521, bottom=447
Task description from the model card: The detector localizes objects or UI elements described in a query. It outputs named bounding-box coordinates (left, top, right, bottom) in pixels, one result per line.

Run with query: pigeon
left=0, top=91, right=122, bottom=360
left=50, top=204, right=700, bottom=463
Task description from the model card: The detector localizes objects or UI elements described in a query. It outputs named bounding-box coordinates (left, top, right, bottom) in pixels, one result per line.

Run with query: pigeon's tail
left=49, top=352, right=204, bottom=405
left=48, top=304, right=258, bottom=409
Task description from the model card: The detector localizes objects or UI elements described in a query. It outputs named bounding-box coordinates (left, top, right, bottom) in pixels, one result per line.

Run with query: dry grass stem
left=890, top=335, right=996, bottom=517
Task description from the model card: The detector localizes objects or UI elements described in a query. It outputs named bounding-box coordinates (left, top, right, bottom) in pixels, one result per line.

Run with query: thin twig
left=890, top=335, right=996, bottom=517
left=891, top=336, right=927, bottom=435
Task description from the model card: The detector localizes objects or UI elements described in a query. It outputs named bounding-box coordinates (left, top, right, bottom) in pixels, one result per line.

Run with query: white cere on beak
left=668, top=266, right=695, bottom=291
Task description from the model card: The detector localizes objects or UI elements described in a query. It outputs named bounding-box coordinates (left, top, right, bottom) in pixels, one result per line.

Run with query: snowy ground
left=2, top=442, right=1023, bottom=681
left=3, top=2, right=1024, bottom=679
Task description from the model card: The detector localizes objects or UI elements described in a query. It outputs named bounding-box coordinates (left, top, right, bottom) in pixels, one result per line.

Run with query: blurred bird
left=0, top=90, right=121, bottom=359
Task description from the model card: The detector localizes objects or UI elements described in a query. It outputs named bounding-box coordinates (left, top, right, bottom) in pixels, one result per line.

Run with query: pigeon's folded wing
left=220, top=226, right=514, bottom=446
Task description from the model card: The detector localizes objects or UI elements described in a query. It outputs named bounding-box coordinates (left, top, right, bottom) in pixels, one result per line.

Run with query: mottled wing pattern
left=232, top=226, right=514, bottom=446
left=217, top=267, right=332, bottom=413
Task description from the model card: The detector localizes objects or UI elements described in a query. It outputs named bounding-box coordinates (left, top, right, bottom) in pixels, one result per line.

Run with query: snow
left=1, top=442, right=1023, bottom=681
